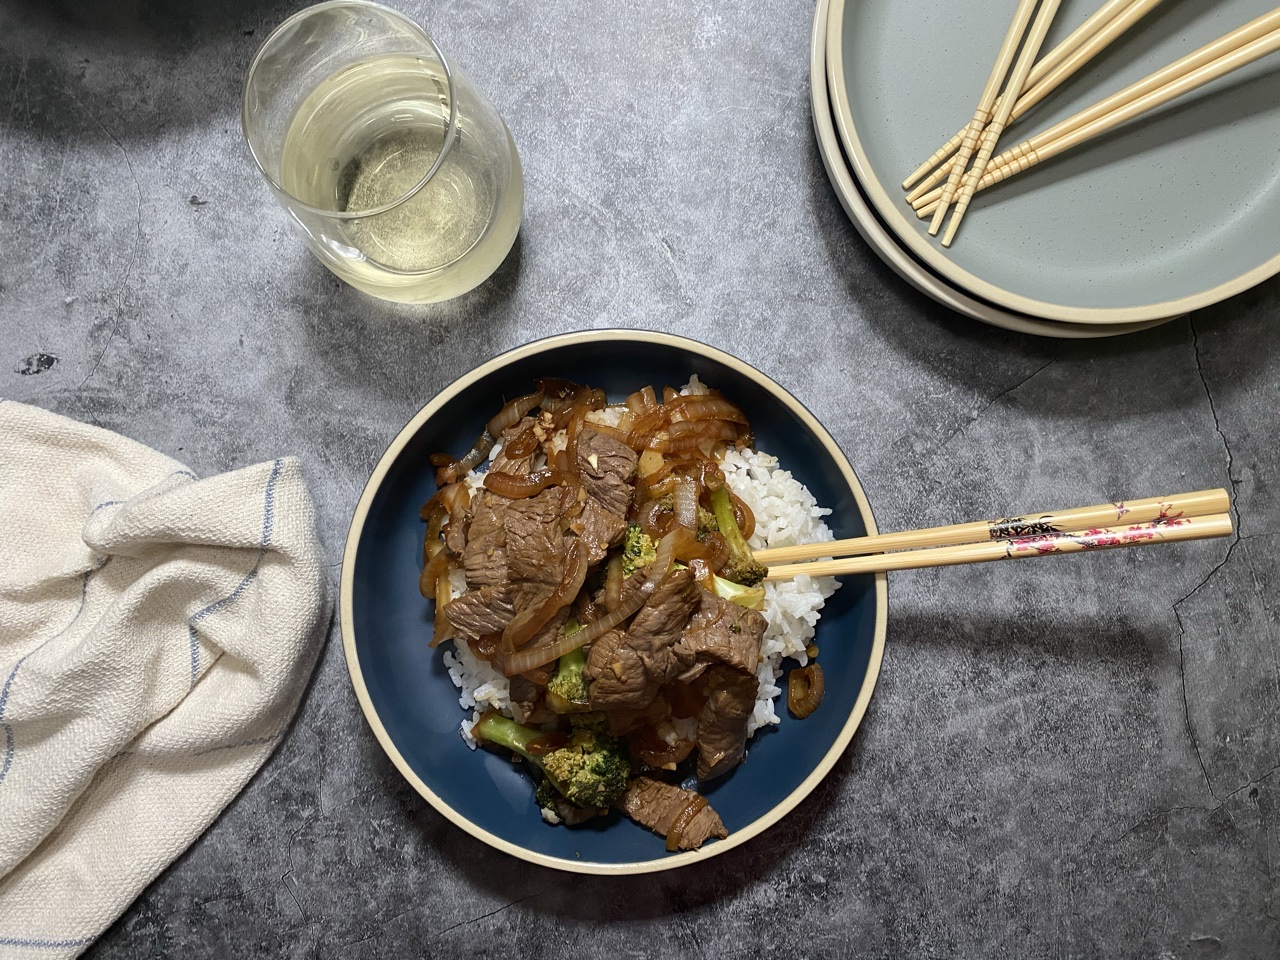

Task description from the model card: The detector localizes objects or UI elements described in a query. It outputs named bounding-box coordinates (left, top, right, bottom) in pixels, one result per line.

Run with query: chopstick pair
left=903, top=0, right=1165, bottom=203
left=912, top=6, right=1280, bottom=220
left=924, top=0, right=1065, bottom=247
left=904, top=1, right=1280, bottom=234
left=758, top=489, right=1232, bottom=581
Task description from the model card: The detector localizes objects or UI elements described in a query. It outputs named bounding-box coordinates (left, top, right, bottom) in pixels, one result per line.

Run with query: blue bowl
left=340, top=331, right=887, bottom=873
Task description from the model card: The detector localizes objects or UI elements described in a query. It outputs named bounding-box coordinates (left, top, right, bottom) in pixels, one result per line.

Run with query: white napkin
left=0, top=400, right=328, bottom=958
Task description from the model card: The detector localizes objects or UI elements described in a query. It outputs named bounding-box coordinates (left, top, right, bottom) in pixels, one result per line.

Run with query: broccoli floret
left=709, top=486, right=768, bottom=586
left=711, top=574, right=765, bottom=610
left=622, top=523, right=657, bottom=576
left=541, top=718, right=631, bottom=809
left=546, top=646, right=591, bottom=714
left=472, top=712, right=631, bottom=811
left=696, top=506, right=719, bottom=536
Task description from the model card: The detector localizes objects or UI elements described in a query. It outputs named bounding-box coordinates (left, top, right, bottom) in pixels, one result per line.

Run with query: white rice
left=719, top=447, right=839, bottom=734
left=441, top=381, right=838, bottom=746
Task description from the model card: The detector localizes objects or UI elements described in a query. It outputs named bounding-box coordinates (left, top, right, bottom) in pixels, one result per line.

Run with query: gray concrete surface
left=3, top=0, right=1278, bottom=956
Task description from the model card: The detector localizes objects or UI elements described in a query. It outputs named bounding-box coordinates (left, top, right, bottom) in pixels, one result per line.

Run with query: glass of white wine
left=242, top=1, right=523, bottom=304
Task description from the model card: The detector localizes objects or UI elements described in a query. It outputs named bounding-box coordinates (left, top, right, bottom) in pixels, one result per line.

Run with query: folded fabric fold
left=0, top=400, right=329, bottom=958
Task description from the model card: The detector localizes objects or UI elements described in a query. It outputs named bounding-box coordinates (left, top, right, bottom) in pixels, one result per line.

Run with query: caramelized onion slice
left=666, top=395, right=749, bottom=425
left=439, top=390, right=544, bottom=484
left=430, top=559, right=455, bottom=648
left=672, top=476, right=698, bottom=531
left=787, top=663, right=825, bottom=719
left=483, top=469, right=576, bottom=499
left=604, top=554, right=624, bottom=612
left=653, top=419, right=741, bottom=455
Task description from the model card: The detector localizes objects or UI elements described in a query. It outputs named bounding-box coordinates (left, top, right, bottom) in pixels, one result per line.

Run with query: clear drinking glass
left=242, top=1, right=523, bottom=303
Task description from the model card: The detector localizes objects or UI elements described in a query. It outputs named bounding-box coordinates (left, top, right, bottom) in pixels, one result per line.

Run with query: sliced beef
left=577, top=428, right=639, bottom=517
left=463, top=495, right=509, bottom=587
left=573, top=497, right=628, bottom=565
left=504, top=487, right=572, bottom=611
left=444, top=516, right=469, bottom=556
left=626, top=568, right=701, bottom=686
left=586, top=628, right=653, bottom=713
left=618, top=776, right=726, bottom=850
left=676, top=588, right=766, bottom=676
left=586, top=569, right=700, bottom=713
left=695, top=665, right=757, bottom=780
left=443, top=584, right=516, bottom=639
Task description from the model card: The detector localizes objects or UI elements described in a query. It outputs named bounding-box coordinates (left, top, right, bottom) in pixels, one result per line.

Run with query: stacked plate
left=814, top=0, right=1280, bottom=338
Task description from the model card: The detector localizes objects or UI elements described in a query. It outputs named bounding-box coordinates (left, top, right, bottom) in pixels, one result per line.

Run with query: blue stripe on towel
left=186, top=459, right=284, bottom=686
left=0, top=564, right=101, bottom=786
left=0, top=935, right=97, bottom=949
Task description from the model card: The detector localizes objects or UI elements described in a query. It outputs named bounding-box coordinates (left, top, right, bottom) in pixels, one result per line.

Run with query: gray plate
left=810, top=0, right=1172, bottom=338
left=828, top=0, right=1280, bottom=324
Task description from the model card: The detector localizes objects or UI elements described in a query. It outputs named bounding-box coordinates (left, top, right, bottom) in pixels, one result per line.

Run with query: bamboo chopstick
left=914, top=10, right=1280, bottom=219
left=928, top=0, right=1041, bottom=236
left=904, top=0, right=1165, bottom=202
left=763, top=514, right=1232, bottom=581
left=752, top=489, right=1228, bottom=565
left=942, top=0, right=1064, bottom=246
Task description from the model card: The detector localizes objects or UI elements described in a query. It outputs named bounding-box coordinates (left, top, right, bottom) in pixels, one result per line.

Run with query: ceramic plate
left=809, top=0, right=1171, bottom=339
left=828, top=0, right=1280, bottom=324
left=340, top=331, right=887, bottom=874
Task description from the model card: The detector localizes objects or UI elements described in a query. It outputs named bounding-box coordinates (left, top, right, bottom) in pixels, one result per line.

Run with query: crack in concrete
left=940, top=358, right=1056, bottom=449
left=1107, top=764, right=1280, bottom=845
left=1167, top=317, right=1245, bottom=806
left=430, top=892, right=544, bottom=940
left=281, top=873, right=306, bottom=922
left=1215, top=761, right=1280, bottom=808
left=337, top=906, right=419, bottom=949
left=1190, top=317, right=1241, bottom=535
left=1106, top=805, right=1202, bottom=844
left=1172, top=546, right=1234, bottom=804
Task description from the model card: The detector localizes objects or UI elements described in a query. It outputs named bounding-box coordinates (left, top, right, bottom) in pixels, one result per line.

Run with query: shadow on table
left=283, top=231, right=527, bottom=402
left=418, top=733, right=864, bottom=922
left=412, top=604, right=1165, bottom=925
left=0, top=0, right=309, bottom=139
left=802, top=132, right=1280, bottom=417
left=2, top=0, right=301, bottom=37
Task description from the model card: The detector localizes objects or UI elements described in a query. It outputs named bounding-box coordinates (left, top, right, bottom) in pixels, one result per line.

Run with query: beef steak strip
left=443, top=584, right=516, bottom=639
left=462, top=495, right=509, bottom=588
left=695, top=665, right=758, bottom=781
left=618, top=776, right=726, bottom=850
left=444, top=516, right=469, bottom=556
left=504, top=486, right=572, bottom=611
left=573, top=496, right=627, bottom=565
left=577, top=427, right=639, bottom=517
left=675, top=588, right=766, bottom=676
left=586, top=568, right=701, bottom=713
left=627, top=568, right=701, bottom=686
left=586, top=628, right=655, bottom=713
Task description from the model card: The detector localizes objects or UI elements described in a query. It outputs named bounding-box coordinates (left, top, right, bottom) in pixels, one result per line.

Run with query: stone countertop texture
left=2, top=0, right=1278, bottom=957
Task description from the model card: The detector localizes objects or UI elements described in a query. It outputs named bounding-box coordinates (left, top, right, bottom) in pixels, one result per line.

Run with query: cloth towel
left=0, top=401, right=328, bottom=958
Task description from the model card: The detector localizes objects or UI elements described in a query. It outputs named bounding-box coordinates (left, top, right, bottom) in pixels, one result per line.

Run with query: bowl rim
left=339, top=329, right=889, bottom=874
